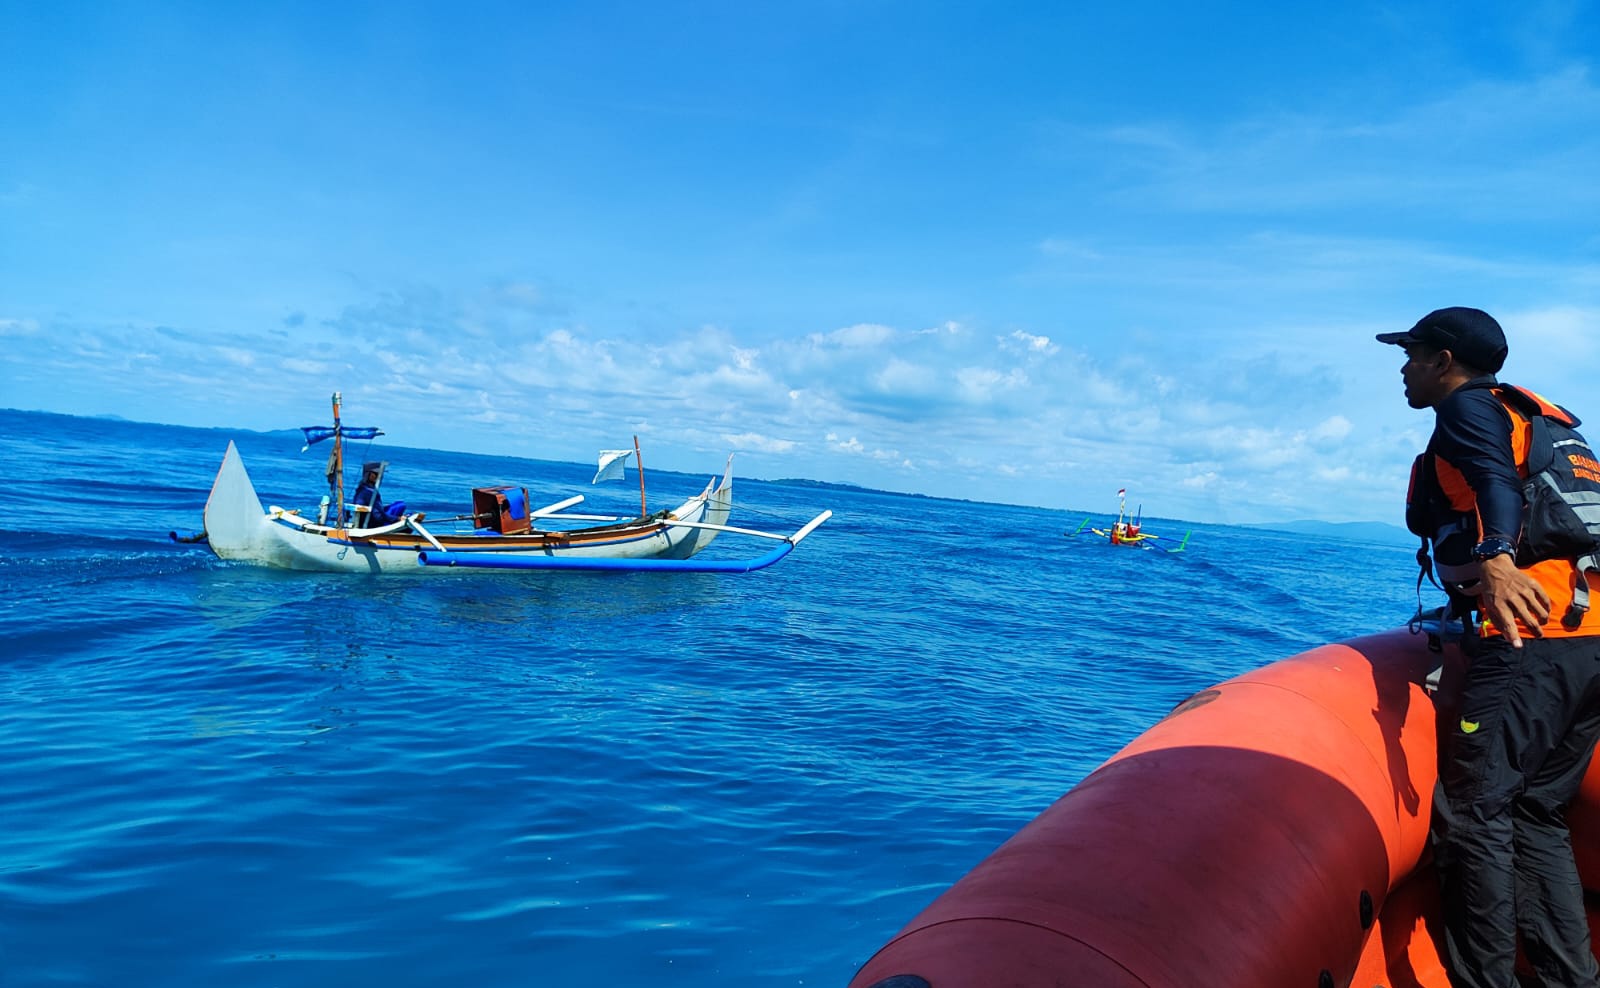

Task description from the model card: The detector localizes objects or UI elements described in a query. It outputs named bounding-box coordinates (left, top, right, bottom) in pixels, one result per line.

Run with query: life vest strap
left=1411, top=537, right=1453, bottom=642
left=1565, top=553, right=1599, bottom=630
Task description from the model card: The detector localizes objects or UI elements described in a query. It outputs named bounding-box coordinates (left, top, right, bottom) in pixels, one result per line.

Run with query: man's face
left=1400, top=343, right=1446, bottom=409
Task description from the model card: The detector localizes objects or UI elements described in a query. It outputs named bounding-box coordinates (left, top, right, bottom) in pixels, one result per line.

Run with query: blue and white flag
left=300, top=425, right=384, bottom=451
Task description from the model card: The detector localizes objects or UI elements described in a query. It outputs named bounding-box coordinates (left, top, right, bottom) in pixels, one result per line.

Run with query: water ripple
left=0, top=410, right=1427, bottom=987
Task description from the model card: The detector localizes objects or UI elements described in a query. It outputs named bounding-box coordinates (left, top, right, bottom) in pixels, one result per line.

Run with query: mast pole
left=332, top=392, right=345, bottom=528
left=634, top=434, right=647, bottom=517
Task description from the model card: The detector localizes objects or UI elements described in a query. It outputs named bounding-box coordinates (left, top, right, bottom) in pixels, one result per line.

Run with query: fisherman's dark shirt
left=1429, top=375, right=1522, bottom=542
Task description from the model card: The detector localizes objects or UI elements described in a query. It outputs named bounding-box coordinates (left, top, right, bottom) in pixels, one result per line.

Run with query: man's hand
left=1476, top=553, right=1551, bottom=647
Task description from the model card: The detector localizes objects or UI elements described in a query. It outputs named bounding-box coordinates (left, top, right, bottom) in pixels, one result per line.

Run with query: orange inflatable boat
left=848, top=627, right=1600, bottom=988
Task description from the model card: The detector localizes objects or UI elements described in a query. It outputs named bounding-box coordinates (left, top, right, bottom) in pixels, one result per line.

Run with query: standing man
left=1381, top=306, right=1600, bottom=988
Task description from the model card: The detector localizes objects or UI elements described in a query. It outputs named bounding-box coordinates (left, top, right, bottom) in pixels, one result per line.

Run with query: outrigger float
left=848, top=620, right=1600, bottom=988
left=1066, top=488, right=1189, bottom=552
left=182, top=393, right=830, bottom=574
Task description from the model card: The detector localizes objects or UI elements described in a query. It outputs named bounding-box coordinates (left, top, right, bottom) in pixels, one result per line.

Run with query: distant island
left=1246, top=519, right=1414, bottom=548
left=0, top=408, right=1440, bottom=536
left=768, top=476, right=1000, bottom=507
left=769, top=478, right=873, bottom=492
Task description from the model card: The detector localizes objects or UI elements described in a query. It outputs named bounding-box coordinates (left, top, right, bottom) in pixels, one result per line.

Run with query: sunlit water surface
left=0, top=409, right=1427, bottom=986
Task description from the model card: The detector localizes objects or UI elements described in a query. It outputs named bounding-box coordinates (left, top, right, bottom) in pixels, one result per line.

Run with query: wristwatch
left=1471, top=536, right=1517, bottom=562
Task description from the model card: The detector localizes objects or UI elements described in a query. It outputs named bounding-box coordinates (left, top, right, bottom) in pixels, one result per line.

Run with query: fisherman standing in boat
left=1381, top=307, right=1600, bottom=988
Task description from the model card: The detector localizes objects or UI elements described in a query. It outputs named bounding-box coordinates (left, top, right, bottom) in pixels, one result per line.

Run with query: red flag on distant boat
left=1117, top=488, right=1126, bottom=497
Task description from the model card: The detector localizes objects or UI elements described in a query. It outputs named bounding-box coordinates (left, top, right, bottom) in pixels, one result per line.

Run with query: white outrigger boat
left=188, top=393, right=830, bottom=574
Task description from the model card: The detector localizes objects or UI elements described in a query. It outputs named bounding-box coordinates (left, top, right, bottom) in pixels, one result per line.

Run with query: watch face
left=1473, top=538, right=1515, bottom=561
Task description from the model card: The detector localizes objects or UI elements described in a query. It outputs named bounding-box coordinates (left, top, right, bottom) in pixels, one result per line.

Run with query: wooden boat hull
left=848, top=627, right=1600, bottom=988
left=202, top=441, right=732, bottom=573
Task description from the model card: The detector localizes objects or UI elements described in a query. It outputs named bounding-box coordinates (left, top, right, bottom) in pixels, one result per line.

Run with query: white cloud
left=282, top=357, right=333, bottom=375
left=955, top=366, right=1029, bottom=404
left=723, top=431, right=796, bottom=454
left=1308, top=415, right=1353, bottom=444
left=827, top=433, right=864, bottom=455
left=873, top=357, right=939, bottom=396
left=1509, top=305, right=1600, bottom=358
left=811, top=323, right=896, bottom=348
left=1077, top=68, right=1600, bottom=220
left=0, top=295, right=1420, bottom=522
left=1001, top=330, right=1058, bottom=356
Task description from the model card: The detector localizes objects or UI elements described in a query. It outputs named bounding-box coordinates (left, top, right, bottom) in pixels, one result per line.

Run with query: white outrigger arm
left=340, top=494, right=590, bottom=554
left=415, top=509, right=832, bottom=573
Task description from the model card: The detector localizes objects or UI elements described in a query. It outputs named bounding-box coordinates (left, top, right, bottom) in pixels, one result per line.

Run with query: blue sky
left=3, top=2, right=1598, bottom=524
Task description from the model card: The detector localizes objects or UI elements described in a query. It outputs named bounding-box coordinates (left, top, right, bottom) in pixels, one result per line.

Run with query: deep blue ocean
left=0, top=407, right=1432, bottom=987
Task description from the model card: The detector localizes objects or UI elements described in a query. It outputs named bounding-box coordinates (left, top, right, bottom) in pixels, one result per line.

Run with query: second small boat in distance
left=1066, top=487, right=1189, bottom=552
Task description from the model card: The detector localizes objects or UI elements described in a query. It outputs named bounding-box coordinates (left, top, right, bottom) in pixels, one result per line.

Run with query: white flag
left=593, top=449, right=633, bottom=484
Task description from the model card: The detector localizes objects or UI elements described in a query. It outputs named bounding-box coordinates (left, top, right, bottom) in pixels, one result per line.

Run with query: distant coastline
left=1245, top=519, right=1414, bottom=548
left=0, top=407, right=1417, bottom=531
left=769, top=477, right=1010, bottom=509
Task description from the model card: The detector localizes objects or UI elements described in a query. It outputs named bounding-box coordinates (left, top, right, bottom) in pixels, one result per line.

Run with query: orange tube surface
left=849, top=629, right=1600, bottom=988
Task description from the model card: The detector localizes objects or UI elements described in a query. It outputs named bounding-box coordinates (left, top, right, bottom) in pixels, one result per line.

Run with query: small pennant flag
left=1117, top=488, right=1126, bottom=498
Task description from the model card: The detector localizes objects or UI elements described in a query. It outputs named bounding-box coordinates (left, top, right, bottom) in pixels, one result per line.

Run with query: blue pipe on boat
left=416, top=541, right=794, bottom=573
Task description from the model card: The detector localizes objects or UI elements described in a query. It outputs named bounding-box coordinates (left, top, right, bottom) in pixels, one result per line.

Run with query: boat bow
left=202, top=441, right=274, bottom=562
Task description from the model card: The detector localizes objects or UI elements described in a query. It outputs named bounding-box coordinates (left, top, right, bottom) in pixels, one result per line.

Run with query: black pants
left=1435, top=634, right=1600, bottom=988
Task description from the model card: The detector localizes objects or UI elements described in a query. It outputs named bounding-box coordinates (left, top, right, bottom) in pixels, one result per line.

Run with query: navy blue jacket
left=1427, top=376, right=1523, bottom=542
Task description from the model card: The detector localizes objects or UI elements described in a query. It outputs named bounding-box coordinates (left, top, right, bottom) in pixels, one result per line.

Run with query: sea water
left=0, top=408, right=1431, bottom=986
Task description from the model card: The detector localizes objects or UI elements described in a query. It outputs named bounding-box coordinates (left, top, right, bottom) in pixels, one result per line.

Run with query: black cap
left=1376, top=307, right=1507, bottom=374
